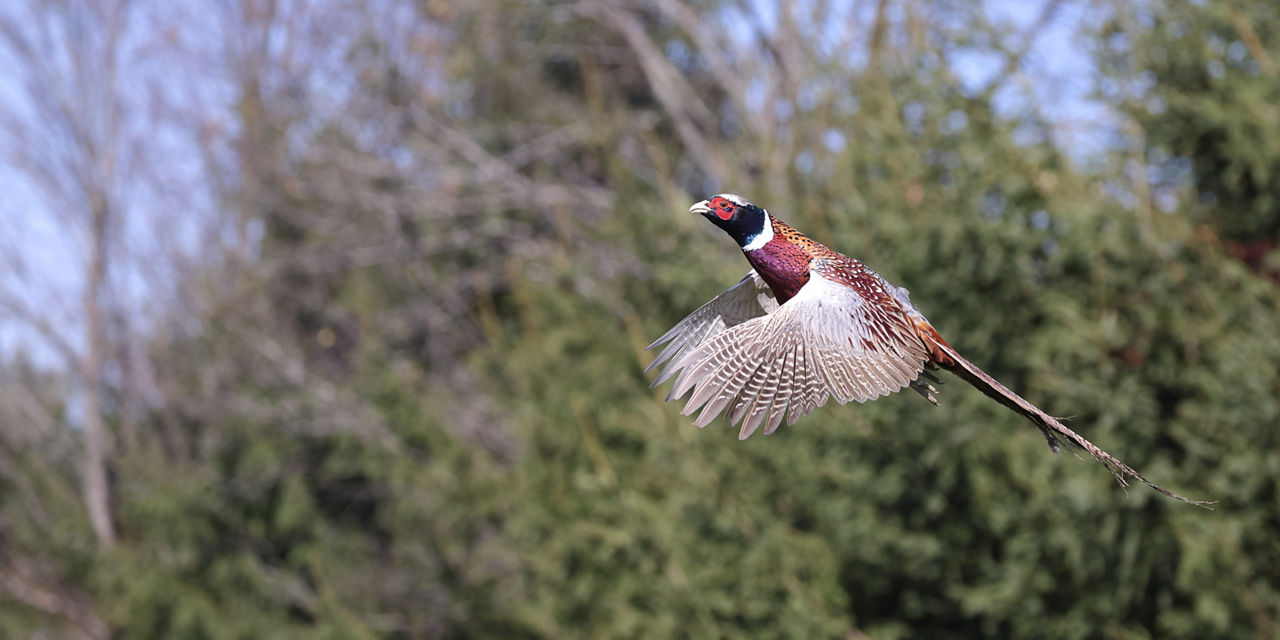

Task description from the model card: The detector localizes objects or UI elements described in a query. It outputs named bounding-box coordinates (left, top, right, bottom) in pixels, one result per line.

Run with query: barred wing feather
left=667, top=267, right=930, bottom=439
left=645, top=271, right=777, bottom=386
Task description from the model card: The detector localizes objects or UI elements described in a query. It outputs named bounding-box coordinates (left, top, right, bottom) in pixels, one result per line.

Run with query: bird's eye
left=711, top=197, right=735, bottom=220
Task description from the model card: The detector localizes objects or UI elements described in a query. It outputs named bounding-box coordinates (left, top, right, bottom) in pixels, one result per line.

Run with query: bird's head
left=689, top=193, right=772, bottom=251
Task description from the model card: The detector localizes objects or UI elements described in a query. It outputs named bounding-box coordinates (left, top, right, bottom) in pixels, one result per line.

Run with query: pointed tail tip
left=933, top=341, right=1211, bottom=508
left=1153, top=491, right=1216, bottom=510
left=1148, top=484, right=1216, bottom=509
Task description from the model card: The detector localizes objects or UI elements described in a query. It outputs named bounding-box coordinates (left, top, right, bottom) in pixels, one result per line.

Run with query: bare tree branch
left=976, top=0, right=1065, bottom=102
left=1229, top=6, right=1275, bottom=77
left=0, top=0, right=143, bottom=547
left=577, top=0, right=728, bottom=184
left=0, top=549, right=108, bottom=640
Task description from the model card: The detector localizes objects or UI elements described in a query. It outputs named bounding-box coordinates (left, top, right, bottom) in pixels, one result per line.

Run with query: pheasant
left=646, top=193, right=1207, bottom=506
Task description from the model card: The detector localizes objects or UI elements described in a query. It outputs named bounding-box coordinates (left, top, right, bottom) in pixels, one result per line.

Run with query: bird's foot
left=910, top=377, right=940, bottom=405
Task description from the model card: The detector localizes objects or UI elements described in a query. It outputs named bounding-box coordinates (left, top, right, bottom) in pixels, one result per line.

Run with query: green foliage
left=467, top=153, right=1280, bottom=638
left=2, top=1, right=1278, bottom=638
left=1097, top=0, right=1280, bottom=245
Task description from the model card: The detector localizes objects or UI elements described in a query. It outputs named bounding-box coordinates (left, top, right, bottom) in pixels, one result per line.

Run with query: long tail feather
left=932, top=340, right=1212, bottom=508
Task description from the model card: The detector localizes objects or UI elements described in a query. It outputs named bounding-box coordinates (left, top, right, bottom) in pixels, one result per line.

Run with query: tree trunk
left=82, top=203, right=116, bottom=548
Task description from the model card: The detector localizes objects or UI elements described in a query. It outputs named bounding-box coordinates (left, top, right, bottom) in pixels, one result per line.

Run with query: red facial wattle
left=709, top=197, right=735, bottom=220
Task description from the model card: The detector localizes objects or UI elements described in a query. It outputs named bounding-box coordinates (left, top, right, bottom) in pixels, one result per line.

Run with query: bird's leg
left=909, top=376, right=940, bottom=405
left=909, top=369, right=944, bottom=405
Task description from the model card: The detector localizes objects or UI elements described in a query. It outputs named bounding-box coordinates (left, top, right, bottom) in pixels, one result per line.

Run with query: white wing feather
left=645, top=271, right=777, bottom=386
left=666, top=267, right=930, bottom=437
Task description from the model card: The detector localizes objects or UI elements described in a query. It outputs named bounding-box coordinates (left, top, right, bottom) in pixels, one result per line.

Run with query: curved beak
left=689, top=200, right=711, bottom=216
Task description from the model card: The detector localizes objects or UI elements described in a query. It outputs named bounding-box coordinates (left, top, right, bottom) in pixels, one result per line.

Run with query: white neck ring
left=741, top=215, right=774, bottom=251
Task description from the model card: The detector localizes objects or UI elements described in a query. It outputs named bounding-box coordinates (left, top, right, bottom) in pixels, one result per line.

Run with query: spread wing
left=645, top=270, right=778, bottom=387
left=666, top=261, right=931, bottom=439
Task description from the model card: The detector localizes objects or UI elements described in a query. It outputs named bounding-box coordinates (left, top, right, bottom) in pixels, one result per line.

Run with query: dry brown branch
left=977, top=0, right=1065, bottom=101
left=0, top=551, right=108, bottom=640
left=577, top=0, right=728, bottom=184
left=1230, top=6, right=1275, bottom=77
left=647, top=0, right=769, bottom=137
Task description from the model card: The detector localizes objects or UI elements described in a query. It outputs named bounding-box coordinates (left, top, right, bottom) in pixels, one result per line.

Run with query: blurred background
left=0, top=0, right=1277, bottom=637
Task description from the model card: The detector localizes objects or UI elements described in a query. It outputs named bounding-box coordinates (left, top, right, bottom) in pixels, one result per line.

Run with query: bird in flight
left=646, top=194, right=1208, bottom=506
